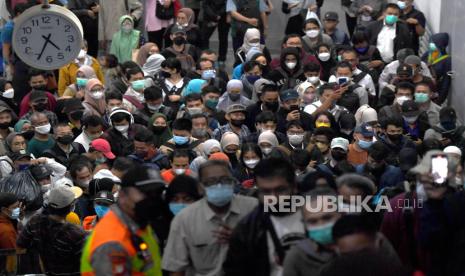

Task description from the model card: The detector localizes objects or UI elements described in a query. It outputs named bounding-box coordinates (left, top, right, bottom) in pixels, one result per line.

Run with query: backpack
left=337, top=85, right=360, bottom=114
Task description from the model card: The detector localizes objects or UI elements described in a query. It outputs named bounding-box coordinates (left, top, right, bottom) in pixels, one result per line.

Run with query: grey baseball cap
left=48, top=186, right=82, bottom=209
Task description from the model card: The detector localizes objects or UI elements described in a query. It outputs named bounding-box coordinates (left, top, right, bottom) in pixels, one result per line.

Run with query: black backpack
left=337, top=85, right=360, bottom=113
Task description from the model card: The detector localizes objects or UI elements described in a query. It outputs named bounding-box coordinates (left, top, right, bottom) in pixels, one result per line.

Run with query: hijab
left=83, top=78, right=106, bottom=116
left=148, top=113, right=172, bottom=148
left=241, top=28, right=264, bottom=53
left=202, top=139, right=222, bottom=156
left=220, top=132, right=240, bottom=151
left=110, top=15, right=140, bottom=63
left=142, top=54, right=165, bottom=77
left=136, top=42, right=158, bottom=66
left=78, top=65, right=97, bottom=78
left=258, top=131, right=279, bottom=148
left=178, top=8, right=197, bottom=31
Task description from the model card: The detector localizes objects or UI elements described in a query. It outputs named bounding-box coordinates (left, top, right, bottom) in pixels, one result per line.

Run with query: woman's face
left=319, top=46, right=330, bottom=54
left=255, top=56, right=267, bottom=66
left=177, top=12, right=188, bottom=26
left=243, top=150, right=260, bottom=161
left=316, top=115, right=330, bottom=124
left=11, top=135, right=27, bottom=153
left=154, top=117, right=167, bottom=127
left=149, top=46, right=159, bottom=55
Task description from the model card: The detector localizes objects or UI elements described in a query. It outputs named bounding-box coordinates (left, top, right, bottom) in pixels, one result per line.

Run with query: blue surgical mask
left=94, top=204, right=110, bottom=218
left=201, top=69, right=216, bottom=80
left=169, top=202, right=188, bottom=215
left=307, top=222, right=334, bottom=245
left=173, top=135, right=189, bottom=145
left=357, top=140, right=373, bottom=150
left=131, top=79, right=146, bottom=91
left=10, top=207, right=20, bottom=220
left=205, top=184, right=234, bottom=207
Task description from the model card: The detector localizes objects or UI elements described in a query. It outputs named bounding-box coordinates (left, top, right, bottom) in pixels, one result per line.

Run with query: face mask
left=187, top=107, right=203, bottom=116
left=22, top=130, right=35, bottom=140
left=249, top=42, right=260, bottom=48
left=88, top=131, right=103, bottom=141
left=152, top=126, right=166, bottom=134
left=205, top=184, right=234, bottom=207
left=397, top=0, right=406, bottom=10
left=90, top=91, right=104, bottom=100
left=244, top=159, right=260, bottom=169
left=94, top=205, right=110, bottom=218
left=288, top=134, right=304, bottom=146
left=77, top=49, right=87, bottom=59
left=169, top=202, right=188, bottom=215
left=264, top=101, right=279, bottom=112
left=173, top=36, right=186, bottom=46
left=307, top=222, right=334, bottom=245
left=131, top=80, right=146, bottom=91
left=396, top=96, right=410, bottom=106
left=316, top=122, right=331, bottom=128
left=76, top=78, right=88, bottom=87
left=174, top=168, right=186, bottom=175
left=95, top=157, right=107, bottom=165
left=9, top=207, right=20, bottom=220
left=2, top=88, right=14, bottom=99
left=286, top=62, right=297, bottom=70
left=307, top=76, right=320, bottom=85
left=134, top=197, right=162, bottom=228
left=202, top=70, right=216, bottom=80
left=429, top=42, right=438, bottom=52
left=261, top=147, right=272, bottom=155
left=57, top=135, right=74, bottom=145
left=192, top=128, right=207, bottom=138
left=33, top=103, right=47, bottom=112
left=115, top=125, right=129, bottom=133
left=147, top=103, right=162, bottom=112
left=32, top=85, right=47, bottom=91
left=357, top=139, right=373, bottom=150
left=441, top=121, right=456, bottom=131
left=355, top=47, right=369, bottom=54
left=177, top=22, right=188, bottom=28
left=161, top=71, right=171, bottom=78
left=205, top=99, right=218, bottom=110
left=385, top=15, right=398, bottom=25
left=414, top=93, right=429, bottom=103
left=0, top=122, right=10, bottom=129
left=122, top=24, right=133, bottom=33
left=246, top=75, right=260, bottom=84
left=316, top=142, right=329, bottom=153
left=387, top=133, right=402, bottom=143
left=173, top=135, right=189, bottom=145
left=331, top=150, right=347, bottom=161
left=230, top=119, right=244, bottom=127
left=35, top=123, right=51, bottom=135
left=306, top=30, right=319, bottom=38
left=228, top=93, right=241, bottom=101
left=318, top=52, right=331, bottom=62
left=78, top=179, right=91, bottom=188
left=403, top=115, right=419, bottom=124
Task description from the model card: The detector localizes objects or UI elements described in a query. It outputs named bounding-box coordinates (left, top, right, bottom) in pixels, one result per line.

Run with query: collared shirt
left=162, top=196, right=258, bottom=275
left=377, top=23, right=397, bottom=63
left=213, top=123, right=251, bottom=144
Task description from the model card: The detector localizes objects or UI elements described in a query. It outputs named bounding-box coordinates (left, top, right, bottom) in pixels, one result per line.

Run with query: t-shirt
left=347, top=143, right=368, bottom=166
left=27, top=136, right=55, bottom=158
left=267, top=211, right=306, bottom=276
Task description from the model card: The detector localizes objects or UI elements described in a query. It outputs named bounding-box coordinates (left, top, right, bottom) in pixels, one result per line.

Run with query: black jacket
left=42, top=142, right=85, bottom=167
left=276, top=108, right=313, bottom=133
left=268, top=48, right=306, bottom=91
left=365, top=21, right=413, bottom=57
left=102, top=124, right=146, bottom=157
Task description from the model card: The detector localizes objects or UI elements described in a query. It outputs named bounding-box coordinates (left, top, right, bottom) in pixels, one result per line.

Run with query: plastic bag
left=0, top=170, right=42, bottom=209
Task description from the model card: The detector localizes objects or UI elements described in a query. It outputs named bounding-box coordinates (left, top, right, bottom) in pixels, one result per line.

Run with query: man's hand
left=91, top=4, right=100, bottom=13
left=30, top=158, right=47, bottom=165
left=212, top=225, right=233, bottom=244
left=248, top=18, right=259, bottom=27
left=286, top=110, right=300, bottom=121
left=87, top=10, right=95, bottom=18
left=406, top=18, right=419, bottom=25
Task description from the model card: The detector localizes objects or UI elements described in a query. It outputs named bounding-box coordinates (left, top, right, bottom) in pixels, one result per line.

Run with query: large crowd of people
left=0, top=0, right=461, bottom=275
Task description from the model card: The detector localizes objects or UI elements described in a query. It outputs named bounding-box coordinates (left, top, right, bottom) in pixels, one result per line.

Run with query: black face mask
left=331, top=150, right=347, bottom=161
left=134, top=197, right=163, bottom=228
left=0, top=122, right=10, bottom=129
left=152, top=126, right=166, bottom=135
left=230, top=119, right=244, bottom=127
left=387, top=134, right=402, bottom=144
left=264, top=101, right=279, bottom=112
left=69, top=110, right=84, bottom=121
left=173, top=36, right=186, bottom=46
left=56, top=135, right=74, bottom=145
left=161, top=71, right=171, bottom=79
left=32, top=85, right=47, bottom=91
left=33, top=103, right=47, bottom=112
left=22, top=130, right=35, bottom=140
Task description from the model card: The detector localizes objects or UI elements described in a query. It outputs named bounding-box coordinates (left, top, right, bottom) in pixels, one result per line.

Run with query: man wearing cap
left=277, top=89, right=313, bottom=133
left=83, top=191, right=115, bottom=231
left=0, top=106, right=13, bottom=156
left=160, top=26, right=198, bottom=71
left=381, top=150, right=465, bottom=274
left=85, top=138, right=116, bottom=168
left=43, top=123, right=86, bottom=167
left=317, top=137, right=350, bottom=177
left=18, top=186, right=86, bottom=275
left=323, top=11, right=350, bottom=46
left=404, top=55, right=435, bottom=89
left=81, top=165, right=163, bottom=276
left=213, top=104, right=251, bottom=143
left=20, top=90, right=58, bottom=128
left=400, top=100, right=430, bottom=143
left=348, top=123, right=374, bottom=166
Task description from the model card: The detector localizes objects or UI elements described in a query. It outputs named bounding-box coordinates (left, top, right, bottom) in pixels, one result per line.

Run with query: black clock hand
left=36, top=34, right=51, bottom=60
left=42, top=34, right=60, bottom=50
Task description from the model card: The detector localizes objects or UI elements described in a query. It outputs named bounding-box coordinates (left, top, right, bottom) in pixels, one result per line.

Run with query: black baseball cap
left=324, top=11, right=339, bottom=21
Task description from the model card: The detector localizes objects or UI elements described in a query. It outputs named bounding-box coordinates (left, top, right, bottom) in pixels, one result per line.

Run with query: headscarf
left=77, top=65, right=97, bottom=79
left=5, top=132, right=21, bottom=153
left=182, top=79, right=207, bottom=97
left=142, top=54, right=165, bottom=77
left=83, top=78, right=106, bottom=116
left=110, top=15, right=140, bottom=63
left=226, top=79, right=243, bottom=92
left=14, top=119, right=31, bottom=132
left=258, top=131, right=279, bottom=147
left=178, top=8, right=197, bottom=31
left=136, top=42, right=158, bottom=66
left=148, top=113, right=172, bottom=148
left=355, top=104, right=378, bottom=125
left=220, top=132, right=240, bottom=150
left=202, top=139, right=221, bottom=156
left=246, top=47, right=262, bottom=62
left=241, top=28, right=263, bottom=53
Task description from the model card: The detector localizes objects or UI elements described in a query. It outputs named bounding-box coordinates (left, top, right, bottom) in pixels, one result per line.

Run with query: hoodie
left=268, top=47, right=306, bottom=91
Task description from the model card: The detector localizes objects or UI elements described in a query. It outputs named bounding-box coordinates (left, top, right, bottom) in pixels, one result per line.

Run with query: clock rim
left=12, top=4, right=84, bottom=71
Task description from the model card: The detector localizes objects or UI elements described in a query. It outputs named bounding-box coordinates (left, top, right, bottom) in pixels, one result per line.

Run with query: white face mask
left=396, top=96, right=411, bottom=106
left=115, top=125, right=129, bottom=133
left=318, top=52, right=331, bottom=62
left=286, top=62, right=297, bottom=70
left=307, top=76, right=320, bottom=84
left=35, top=123, right=51, bottom=135
left=2, top=88, right=14, bottom=99
left=174, top=168, right=186, bottom=175
left=90, top=91, right=104, bottom=100
left=77, top=49, right=87, bottom=59
left=249, top=42, right=260, bottom=48
left=288, top=134, right=304, bottom=145
left=244, top=159, right=260, bottom=169
left=261, top=147, right=272, bottom=155
left=306, top=30, right=319, bottom=38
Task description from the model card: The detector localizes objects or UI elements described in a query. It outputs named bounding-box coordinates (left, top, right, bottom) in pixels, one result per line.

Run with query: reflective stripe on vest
left=80, top=210, right=162, bottom=276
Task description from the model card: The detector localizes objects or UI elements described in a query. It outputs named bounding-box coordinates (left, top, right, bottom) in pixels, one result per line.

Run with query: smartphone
left=431, top=154, right=448, bottom=185
left=289, top=105, right=300, bottom=112
left=338, top=77, right=349, bottom=86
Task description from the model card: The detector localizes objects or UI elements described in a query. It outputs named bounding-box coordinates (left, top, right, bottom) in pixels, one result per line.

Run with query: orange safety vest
left=80, top=210, right=162, bottom=276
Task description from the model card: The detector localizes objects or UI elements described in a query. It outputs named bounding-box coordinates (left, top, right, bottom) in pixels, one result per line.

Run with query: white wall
left=414, top=0, right=442, bottom=32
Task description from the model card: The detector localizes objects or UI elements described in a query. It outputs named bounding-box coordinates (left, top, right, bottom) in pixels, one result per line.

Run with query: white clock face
left=13, top=6, right=83, bottom=70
